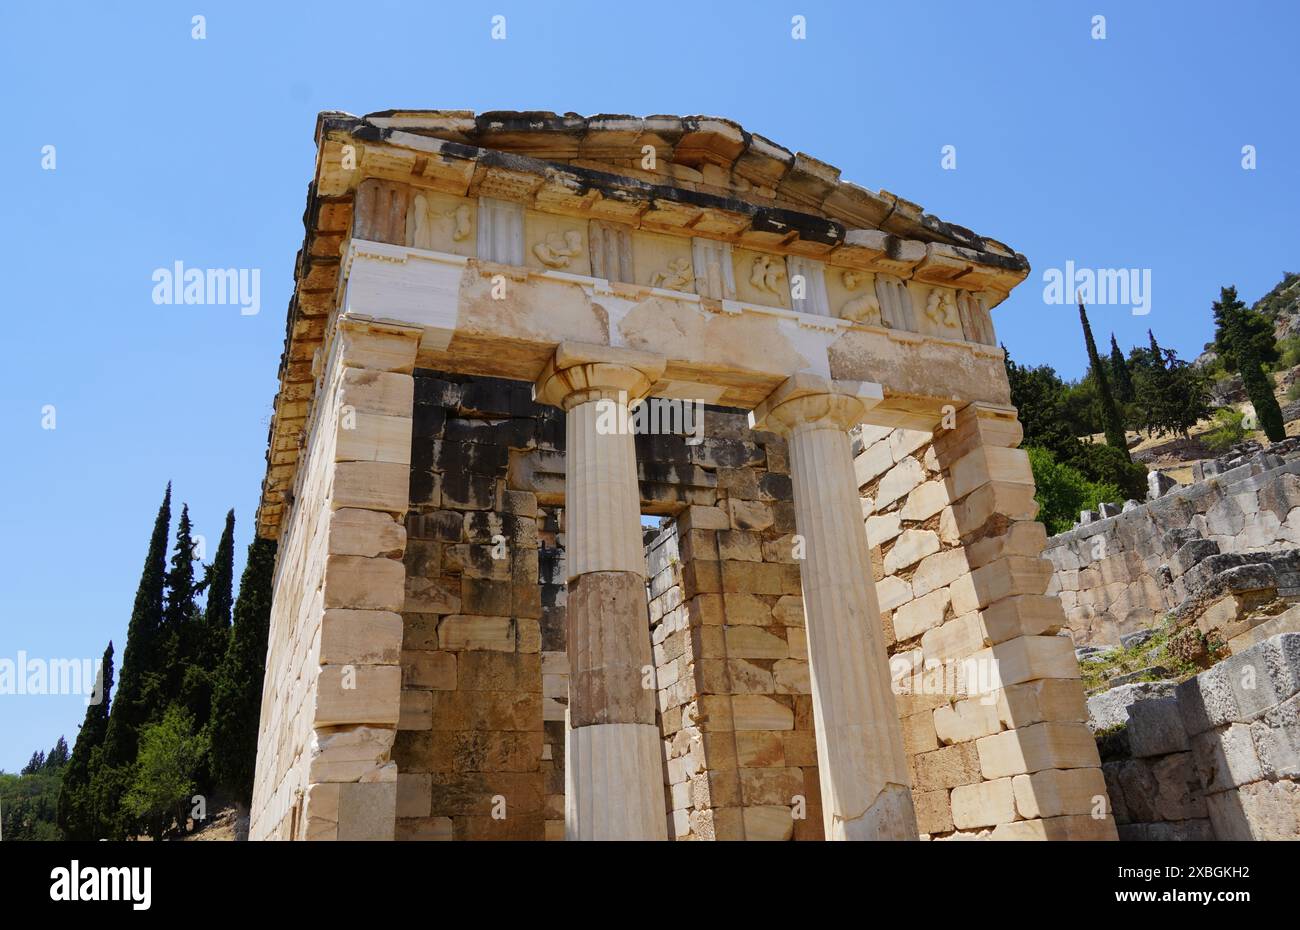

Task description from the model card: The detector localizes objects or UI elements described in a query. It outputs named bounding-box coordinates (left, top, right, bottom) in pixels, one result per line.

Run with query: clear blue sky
left=1, top=1, right=1296, bottom=771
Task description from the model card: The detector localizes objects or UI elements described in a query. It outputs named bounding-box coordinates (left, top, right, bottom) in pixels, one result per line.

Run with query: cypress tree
left=1109, top=333, right=1135, bottom=403
left=57, top=641, right=115, bottom=840
left=1079, top=302, right=1130, bottom=458
left=202, top=510, right=236, bottom=665
left=103, top=485, right=171, bottom=768
left=1214, top=286, right=1286, bottom=442
left=163, top=504, right=200, bottom=698
left=209, top=536, right=278, bottom=803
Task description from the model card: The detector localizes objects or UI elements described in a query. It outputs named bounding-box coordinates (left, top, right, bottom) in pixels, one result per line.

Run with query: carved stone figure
left=839, top=270, right=881, bottom=324
left=750, top=254, right=785, bottom=295
left=925, top=287, right=958, bottom=327
left=651, top=257, right=693, bottom=291
left=533, top=230, right=584, bottom=268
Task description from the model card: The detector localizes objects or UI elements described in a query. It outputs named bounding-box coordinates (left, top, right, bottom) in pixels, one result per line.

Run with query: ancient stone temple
left=249, top=110, right=1116, bottom=841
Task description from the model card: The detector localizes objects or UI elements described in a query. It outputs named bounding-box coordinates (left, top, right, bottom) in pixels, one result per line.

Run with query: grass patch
left=1078, top=622, right=1220, bottom=692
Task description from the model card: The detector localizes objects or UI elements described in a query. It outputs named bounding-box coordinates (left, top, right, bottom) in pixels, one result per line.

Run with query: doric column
left=751, top=374, right=918, bottom=840
left=535, top=342, right=668, bottom=840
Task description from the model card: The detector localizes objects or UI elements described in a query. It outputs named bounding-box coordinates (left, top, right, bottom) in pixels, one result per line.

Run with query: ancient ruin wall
left=1045, top=458, right=1300, bottom=647
left=856, top=422, right=1114, bottom=839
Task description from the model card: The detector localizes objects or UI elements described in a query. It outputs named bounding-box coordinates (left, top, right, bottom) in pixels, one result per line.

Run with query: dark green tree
left=103, top=485, right=171, bottom=767
left=57, top=642, right=114, bottom=839
left=1079, top=302, right=1130, bottom=457
left=163, top=504, right=201, bottom=699
left=209, top=536, right=277, bottom=803
left=1214, top=286, right=1286, bottom=441
left=45, top=737, right=69, bottom=770
left=1108, top=333, right=1135, bottom=404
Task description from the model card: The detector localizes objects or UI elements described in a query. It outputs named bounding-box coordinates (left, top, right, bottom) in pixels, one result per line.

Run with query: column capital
left=748, top=372, right=883, bottom=436
left=533, top=341, right=667, bottom=410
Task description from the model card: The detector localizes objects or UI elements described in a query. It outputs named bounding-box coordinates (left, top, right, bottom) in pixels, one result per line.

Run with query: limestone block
left=963, top=522, right=1049, bottom=573
left=335, top=785, right=395, bottom=842
left=717, top=529, right=763, bottom=562
left=901, top=479, right=948, bottom=522
left=877, top=457, right=925, bottom=508
left=1253, top=692, right=1300, bottom=779
left=732, top=695, right=795, bottom=730
left=893, top=587, right=951, bottom=641
left=911, top=548, right=970, bottom=599
left=866, top=511, right=902, bottom=546
left=901, top=710, right=940, bottom=754
left=854, top=441, right=893, bottom=489
left=333, top=461, right=411, bottom=513
left=890, top=428, right=931, bottom=463
left=436, top=615, right=515, bottom=652
left=910, top=743, right=982, bottom=790
left=970, top=635, right=1079, bottom=692
left=725, top=625, right=789, bottom=659
left=679, top=504, right=730, bottom=533
left=396, top=773, right=433, bottom=818
left=947, top=446, right=1033, bottom=501
left=884, top=528, right=940, bottom=574
left=303, top=783, right=340, bottom=841
left=401, top=650, right=457, bottom=690
left=339, top=365, right=414, bottom=418
left=921, top=612, right=987, bottom=662
left=325, top=556, right=405, bottom=613
left=398, top=691, right=433, bottom=730
left=875, top=575, right=913, bottom=612
left=933, top=698, right=1002, bottom=745
left=739, top=766, right=803, bottom=806
left=1011, top=767, right=1107, bottom=819
left=314, top=664, right=402, bottom=727
left=1087, top=681, right=1176, bottom=732
left=336, top=412, right=412, bottom=465
left=1190, top=723, right=1263, bottom=793
left=975, top=721, right=1100, bottom=778
left=990, top=814, right=1117, bottom=841
left=913, top=788, right=954, bottom=835
left=726, top=498, right=774, bottom=531
left=1126, top=696, right=1189, bottom=757
left=320, top=609, right=404, bottom=665
left=949, top=481, right=1038, bottom=535
left=1116, top=752, right=1207, bottom=822
left=308, top=726, right=397, bottom=782
left=329, top=508, right=407, bottom=559
left=338, top=324, right=418, bottom=373
left=949, top=556, right=1053, bottom=616
left=742, top=805, right=795, bottom=840
left=1206, top=778, right=1300, bottom=841
left=978, top=595, right=1065, bottom=644
left=950, top=776, right=1017, bottom=829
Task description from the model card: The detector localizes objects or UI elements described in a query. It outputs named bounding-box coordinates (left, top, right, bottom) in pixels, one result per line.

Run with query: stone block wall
left=644, top=502, right=823, bottom=841
left=854, top=414, right=1115, bottom=840
left=392, top=372, right=555, bottom=840
left=1089, top=633, right=1300, bottom=840
left=1046, top=458, right=1300, bottom=646
left=250, top=322, right=419, bottom=840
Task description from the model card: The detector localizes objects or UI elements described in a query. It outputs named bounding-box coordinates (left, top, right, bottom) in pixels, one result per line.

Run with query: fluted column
left=535, top=342, right=668, bottom=840
left=751, top=374, right=918, bottom=840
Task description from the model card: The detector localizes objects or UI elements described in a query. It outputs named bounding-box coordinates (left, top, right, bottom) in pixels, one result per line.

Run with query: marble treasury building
left=249, top=111, right=1113, bottom=841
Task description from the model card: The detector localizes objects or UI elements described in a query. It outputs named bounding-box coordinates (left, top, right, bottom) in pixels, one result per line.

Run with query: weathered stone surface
left=568, top=570, right=656, bottom=727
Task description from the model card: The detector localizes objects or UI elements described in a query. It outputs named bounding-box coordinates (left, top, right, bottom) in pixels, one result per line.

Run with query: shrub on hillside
left=1026, top=446, right=1123, bottom=535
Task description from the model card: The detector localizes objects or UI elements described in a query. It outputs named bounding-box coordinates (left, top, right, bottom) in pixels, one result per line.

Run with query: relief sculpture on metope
left=650, top=257, right=693, bottom=291
left=533, top=230, right=584, bottom=269
left=925, top=287, right=959, bottom=328
left=749, top=254, right=786, bottom=295
left=839, top=270, right=881, bottom=325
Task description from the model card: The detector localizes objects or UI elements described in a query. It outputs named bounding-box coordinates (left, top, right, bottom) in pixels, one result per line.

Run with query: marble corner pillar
left=535, top=342, right=669, bottom=840
left=750, top=374, right=918, bottom=840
